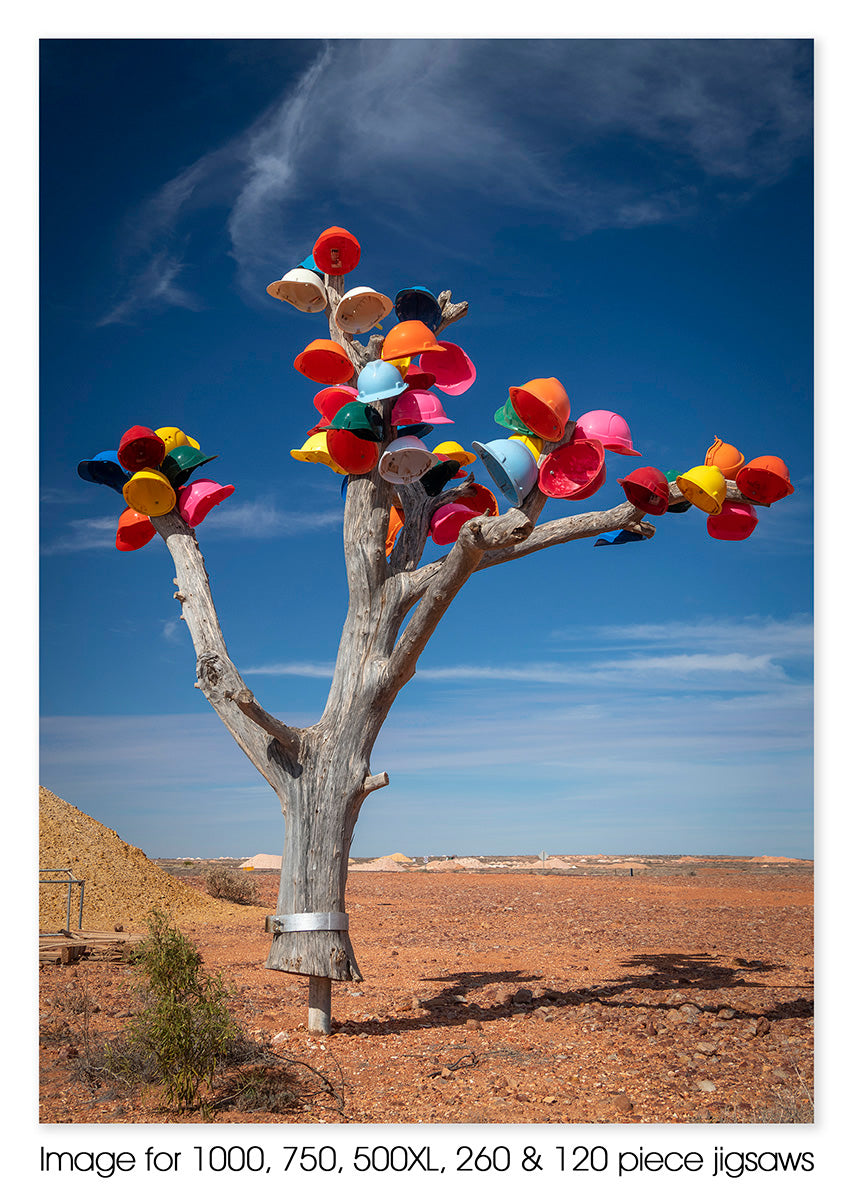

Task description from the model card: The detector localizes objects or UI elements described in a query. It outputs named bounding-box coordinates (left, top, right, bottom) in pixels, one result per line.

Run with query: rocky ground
left=39, top=859, right=813, bottom=1125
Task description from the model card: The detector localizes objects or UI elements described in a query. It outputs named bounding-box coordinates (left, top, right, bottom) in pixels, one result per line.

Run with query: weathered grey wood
left=309, top=976, right=332, bottom=1034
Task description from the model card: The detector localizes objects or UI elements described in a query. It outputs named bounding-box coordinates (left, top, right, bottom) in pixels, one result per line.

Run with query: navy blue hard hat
left=77, top=451, right=131, bottom=494
left=394, top=286, right=442, bottom=332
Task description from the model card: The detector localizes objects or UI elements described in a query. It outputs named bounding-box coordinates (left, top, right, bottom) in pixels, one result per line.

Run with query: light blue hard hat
left=471, top=438, right=539, bottom=507
left=356, top=359, right=409, bottom=403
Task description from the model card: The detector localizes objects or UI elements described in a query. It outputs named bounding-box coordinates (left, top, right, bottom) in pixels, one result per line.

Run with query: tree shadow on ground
left=334, top=953, right=813, bottom=1038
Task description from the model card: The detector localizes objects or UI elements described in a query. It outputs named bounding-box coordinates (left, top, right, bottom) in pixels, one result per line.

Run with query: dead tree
left=149, top=268, right=775, bottom=1034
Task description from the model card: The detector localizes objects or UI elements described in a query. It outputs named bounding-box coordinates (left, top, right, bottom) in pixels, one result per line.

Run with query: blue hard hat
left=394, top=286, right=442, bottom=332
left=356, top=359, right=409, bottom=403
left=77, top=450, right=131, bottom=494
left=594, top=529, right=647, bottom=546
left=471, top=438, right=539, bottom=507
left=299, top=253, right=325, bottom=278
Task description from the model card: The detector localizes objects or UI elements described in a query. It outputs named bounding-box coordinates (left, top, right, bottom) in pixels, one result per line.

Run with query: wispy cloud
left=39, top=497, right=342, bottom=554
left=100, top=39, right=812, bottom=323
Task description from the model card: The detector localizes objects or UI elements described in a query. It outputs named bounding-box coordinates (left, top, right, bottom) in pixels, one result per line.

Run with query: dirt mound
left=749, top=855, right=802, bottom=863
left=424, top=858, right=465, bottom=871
left=239, top=853, right=283, bottom=870
left=350, top=856, right=407, bottom=872
left=389, top=852, right=413, bottom=863
left=39, top=787, right=249, bottom=932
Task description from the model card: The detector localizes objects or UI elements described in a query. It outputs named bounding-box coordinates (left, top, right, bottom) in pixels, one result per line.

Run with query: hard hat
left=735, top=456, right=795, bottom=505
left=313, top=384, right=359, bottom=425
left=508, top=378, right=571, bottom=442
left=294, top=339, right=355, bottom=385
left=391, top=388, right=454, bottom=426
left=462, top=483, right=499, bottom=516
left=433, top=441, right=477, bottom=467
left=494, top=396, right=536, bottom=436
left=395, top=422, right=435, bottom=439
left=664, top=468, right=692, bottom=513
left=266, top=267, right=328, bottom=313
left=312, top=226, right=361, bottom=275
left=122, top=469, right=177, bottom=516
left=509, top=433, right=544, bottom=460
left=77, top=451, right=131, bottom=494
left=356, top=359, right=408, bottom=403
left=594, top=529, right=647, bottom=546
left=378, top=436, right=441, bottom=485
left=290, top=432, right=348, bottom=474
left=394, top=286, right=443, bottom=332
left=160, top=445, right=218, bottom=488
left=325, top=427, right=381, bottom=475
left=178, top=478, right=236, bottom=527
left=707, top=499, right=759, bottom=541
left=328, top=401, right=385, bottom=442
left=381, top=320, right=446, bottom=362
left=299, top=253, right=324, bottom=277
left=334, top=286, right=393, bottom=334
left=403, top=368, right=436, bottom=390
left=155, top=427, right=201, bottom=455
left=430, top=502, right=482, bottom=545
left=115, top=507, right=156, bottom=551
left=421, top=458, right=465, bottom=496
left=386, top=356, right=412, bottom=378
left=573, top=410, right=641, bottom=456
left=538, top=438, right=606, bottom=500
left=472, top=438, right=539, bottom=507
left=618, top=466, right=670, bottom=516
left=704, top=436, right=745, bottom=481
left=386, top=505, right=405, bottom=555
left=117, top=425, right=166, bottom=472
left=675, top=464, right=728, bottom=514
left=419, top=341, right=476, bottom=395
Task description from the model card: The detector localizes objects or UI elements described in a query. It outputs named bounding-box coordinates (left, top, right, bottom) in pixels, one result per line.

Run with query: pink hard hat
left=430, top=502, right=481, bottom=545
left=178, top=479, right=236, bottom=527
left=418, top=341, right=476, bottom=396
left=391, top=388, right=454, bottom=426
left=538, top=438, right=606, bottom=500
left=573, top=410, right=641, bottom=456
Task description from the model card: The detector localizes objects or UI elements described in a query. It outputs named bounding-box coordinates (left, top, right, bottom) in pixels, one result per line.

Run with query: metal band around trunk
left=265, top=912, right=349, bottom=934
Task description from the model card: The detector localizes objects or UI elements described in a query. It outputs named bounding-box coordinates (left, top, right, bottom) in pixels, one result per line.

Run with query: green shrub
left=113, top=908, right=243, bottom=1111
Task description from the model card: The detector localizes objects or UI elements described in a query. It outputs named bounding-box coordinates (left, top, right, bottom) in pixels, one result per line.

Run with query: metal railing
left=40, top=868, right=85, bottom=933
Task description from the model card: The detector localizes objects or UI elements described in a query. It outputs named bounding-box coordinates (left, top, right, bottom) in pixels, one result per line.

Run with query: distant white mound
left=239, top=853, right=282, bottom=870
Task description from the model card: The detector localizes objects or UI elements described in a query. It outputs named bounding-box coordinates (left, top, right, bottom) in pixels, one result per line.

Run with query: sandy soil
left=39, top=863, right=813, bottom=1125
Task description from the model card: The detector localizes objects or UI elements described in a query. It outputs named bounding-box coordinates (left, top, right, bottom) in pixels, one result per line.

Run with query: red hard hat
left=735, top=456, right=795, bottom=505
left=312, top=226, right=361, bottom=275
left=115, top=508, right=156, bottom=551
left=294, top=339, right=355, bottom=385
left=618, top=466, right=671, bottom=516
left=117, top=425, right=166, bottom=472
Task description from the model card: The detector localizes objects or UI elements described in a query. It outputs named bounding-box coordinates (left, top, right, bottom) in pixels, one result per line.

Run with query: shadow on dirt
left=333, top=953, right=813, bottom=1038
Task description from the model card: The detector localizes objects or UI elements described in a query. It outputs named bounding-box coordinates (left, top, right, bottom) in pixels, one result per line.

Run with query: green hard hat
left=160, top=445, right=218, bottom=487
left=328, top=401, right=385, bottom=442
left=494, top=397, right=535, bottom=436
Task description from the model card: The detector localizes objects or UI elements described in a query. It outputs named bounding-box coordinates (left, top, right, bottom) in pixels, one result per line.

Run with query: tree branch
left=151, top=510, right=304, bottom=776
left=385, top=508, right=533, bottom=692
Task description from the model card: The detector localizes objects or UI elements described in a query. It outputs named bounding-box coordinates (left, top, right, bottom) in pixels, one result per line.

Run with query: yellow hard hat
left=432, top=441, right=477, bottom=467
left=290, top=432, right=348, bottom=474
left=508, top=433, right=545, bottom=461
left=122, top=469, right=177, bottom=516
left=675, top=464, right=727, bottom=515
left=155, top=427, right=201, bottom=455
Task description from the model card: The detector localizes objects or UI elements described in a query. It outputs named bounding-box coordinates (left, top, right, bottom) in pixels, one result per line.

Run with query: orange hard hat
left=735, top=456, right=795, bottom=505
left=380, top=320, right=446, bottom=362
left=312, top=226, right=361, bottom=276
left=293, top=339, right=355, bottom=385
left=385, top=506, right=405, bottom=556
left=115, top=508, right=156, bottom=551
left=508, top=378, right=571, bottom=442
left=704, top=436, right=745, bottom=481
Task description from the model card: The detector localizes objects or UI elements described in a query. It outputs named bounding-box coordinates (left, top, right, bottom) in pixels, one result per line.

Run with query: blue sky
left=38, top=37, right=814, bottom=859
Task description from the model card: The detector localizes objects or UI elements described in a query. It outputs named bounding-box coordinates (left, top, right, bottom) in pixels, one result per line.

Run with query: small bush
left=205, top=866, right=258, bottom=904
left=112, top=908, right=244, bottom=1111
